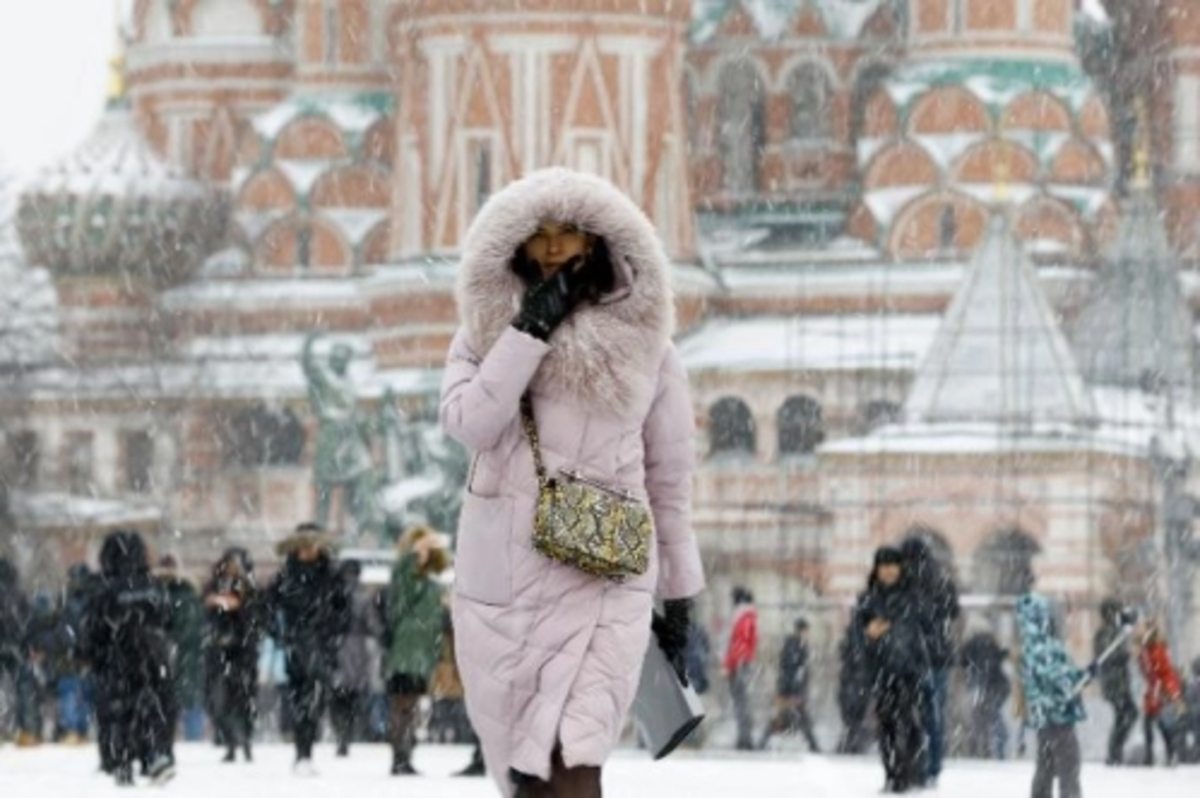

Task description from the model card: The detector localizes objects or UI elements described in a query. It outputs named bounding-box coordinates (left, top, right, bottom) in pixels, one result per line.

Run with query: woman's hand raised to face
left=512, top=255, right=590, bottom=341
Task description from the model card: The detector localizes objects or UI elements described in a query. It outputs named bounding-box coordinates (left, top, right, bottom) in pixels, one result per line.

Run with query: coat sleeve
left=642, top=344, right=705, bottom=600
left=439, top=325, right=551, bottom=452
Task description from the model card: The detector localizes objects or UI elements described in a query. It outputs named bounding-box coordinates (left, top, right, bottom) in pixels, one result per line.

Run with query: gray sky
left=0, top=0, right=123, bottom=177
left=0, top=0, right=1111, bottom=180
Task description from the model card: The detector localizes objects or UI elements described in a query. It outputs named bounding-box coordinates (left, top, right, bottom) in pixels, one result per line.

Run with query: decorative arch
left=238, top=168, right=296, bottom=212
left=361, top=118, right=395, bottom=164
left=888, top=191, right=989, bottom=259
left=784, top=62, right=835, bottom=141
left=908, top=87, right=991, bottom=136
left=275, top=117, right=348, bottom=160
left=1002, top=91, right=1072, bottom=132
left=951, top=140, right=1039, bottom=184
left=256, top=216, right=351, bottom=271
left=1015, top=197, right=1085, bottom=252
left=1079, top=94, right=1111, bottom=139
left=972, top=528, right=1041, bottom=596
left=361, top=221, right=391, bottom=265
left=715, top=59, right=766, bottom=193
left=777, top=395, right=825, bottom=456
left=310, top=164, right=391, bottom=209
left=1049, top=139, right=1107, bottom=184
left=700, top=51, right=771, bottom=95
left=862, top=141, right=939, bottom=189
left=707, top=396, right=756, bottom=456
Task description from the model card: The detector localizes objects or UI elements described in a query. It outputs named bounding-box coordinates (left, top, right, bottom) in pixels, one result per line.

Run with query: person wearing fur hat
left=440, top=167, right=706, bottom=797
left=84, top=530, right=176, bottom=786
left=266, top=523, right=350, bottom=775
left=381, top=525, right=448, bottom=775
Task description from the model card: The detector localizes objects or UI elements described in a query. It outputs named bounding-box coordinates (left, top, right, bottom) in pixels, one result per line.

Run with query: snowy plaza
left=3, top=743, right=1197, bottom=797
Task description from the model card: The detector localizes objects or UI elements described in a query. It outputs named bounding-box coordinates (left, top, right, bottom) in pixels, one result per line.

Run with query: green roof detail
left=886, top=59, right=1098, bottom=116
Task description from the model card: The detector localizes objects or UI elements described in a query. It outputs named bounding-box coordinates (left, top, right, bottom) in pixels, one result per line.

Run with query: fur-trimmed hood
left=455, top=168, right=675, bottom=414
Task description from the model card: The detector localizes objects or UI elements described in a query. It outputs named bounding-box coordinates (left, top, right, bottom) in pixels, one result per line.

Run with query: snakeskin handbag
left=520, top=395, right=652, bottom=581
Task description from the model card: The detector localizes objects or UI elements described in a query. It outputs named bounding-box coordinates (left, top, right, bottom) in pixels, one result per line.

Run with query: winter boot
left=455, top=746, right=486, bottom=777
left=391, top=752, right=419, bottom=776
left=114, top=762, right=134, bottom=787
left=222, top=747, right=236, bottom=763
left=148, top=754, right=176, bottom=786
left=243, top=743, right=253, bottom=762
left=511, top=769, right=550, bottom=798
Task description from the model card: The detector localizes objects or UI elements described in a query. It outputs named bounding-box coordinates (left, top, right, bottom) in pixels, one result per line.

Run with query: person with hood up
left=382, top=525, right=448, bottom=775
left=1014, top=592, right=1087, bottom=798
left=440, top=167, right=706, bottom=797
left=267, top=524, right=350, bottom=774
left=204, top=547, right=263, bottom=763
left=857, top=546, right=927, bottom=793
left=899, top=535, right=960, bottom=786
left=724, top=586, right=759, bottom=751
left=1136, top=620, right=1186, bottom=766
left=1093, top=598, right=1137, bottom=765
left=84, top=530, right=175, bottom=786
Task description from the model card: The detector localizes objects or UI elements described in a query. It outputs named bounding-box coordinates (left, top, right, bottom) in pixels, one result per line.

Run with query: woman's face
left=522, top=221, right=592, bottom=279
left=876, top=562, right=901, bottom=586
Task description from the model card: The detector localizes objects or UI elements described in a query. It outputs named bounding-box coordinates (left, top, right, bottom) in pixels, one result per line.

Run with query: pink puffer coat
left=441, top=168, right=705, bottom=794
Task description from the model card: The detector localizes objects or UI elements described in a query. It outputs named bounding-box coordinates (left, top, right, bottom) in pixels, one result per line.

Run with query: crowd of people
left=0, top=522, right=483, bottom=786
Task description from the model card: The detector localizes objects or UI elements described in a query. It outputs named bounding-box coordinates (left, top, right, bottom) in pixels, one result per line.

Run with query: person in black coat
left=204, top=547, right=262, bottom=763
left=84, top=531, right=176, bottom=786
left=858, top=546, right=928, bottom=794
left=899, top=536, right=959, bottom=786
left=760, top=617, right=821, bottom=751
left=1094, top=597, right=1137, bottom=765
left=0, top=558, right=30, bottom=741
left=267, top=524, right=350, bottom=773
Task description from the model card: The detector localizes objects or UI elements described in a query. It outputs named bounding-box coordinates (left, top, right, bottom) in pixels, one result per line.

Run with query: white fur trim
left=455, top=168, right=675, bottom=414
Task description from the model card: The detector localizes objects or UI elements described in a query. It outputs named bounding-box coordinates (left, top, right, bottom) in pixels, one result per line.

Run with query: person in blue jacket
left=1015, top=592, right=1091, bottom=798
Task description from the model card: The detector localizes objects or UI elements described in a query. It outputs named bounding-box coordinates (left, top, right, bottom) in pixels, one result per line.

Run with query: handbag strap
left=519, top=394, right=549, bottom=486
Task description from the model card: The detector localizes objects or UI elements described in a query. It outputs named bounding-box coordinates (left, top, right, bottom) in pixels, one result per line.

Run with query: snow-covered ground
left=1, top=742, right=1196, bottom=797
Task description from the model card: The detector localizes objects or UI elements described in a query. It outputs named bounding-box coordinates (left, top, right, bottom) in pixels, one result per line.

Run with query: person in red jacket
left=724, top=586, right=759, bottom=750
left=1137, top=620, right=1185, bottom=766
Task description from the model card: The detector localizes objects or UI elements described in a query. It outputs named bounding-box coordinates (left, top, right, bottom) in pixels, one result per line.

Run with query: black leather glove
left=652, top=598, right=692, bottom=686
left=511, top=255, right=588, bottom=340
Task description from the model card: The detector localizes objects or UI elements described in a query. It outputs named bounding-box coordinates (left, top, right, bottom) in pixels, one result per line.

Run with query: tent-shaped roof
left=905, top=212, right=1095, bottom=425
left=1072, top=180, right=1194, bottom=391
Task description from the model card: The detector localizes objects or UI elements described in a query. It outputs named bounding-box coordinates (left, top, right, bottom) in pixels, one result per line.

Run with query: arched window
left=777, top=396, right=825, bottom=456
left=708, top=397, right=756, bottom=455
left=857, top=399, right=901, bottom=434
left=974, top=528, right=1041, bottom=596
left=787, top=64, right=832, bottom=141
left=220, top=405, right=307, bottom=468
left=716, top=60, right=765, bottom=193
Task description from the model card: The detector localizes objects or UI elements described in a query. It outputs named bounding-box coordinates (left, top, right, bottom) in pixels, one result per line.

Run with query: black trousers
left=1104, top=691, right=1137, bottom=764
left=286, top=650, right=331, bottom=760
left=330, top=687, right=363, bottom=749
left=875, top=677, right=924, bottom=791
left=210, top=647, right=257, bottom=752
left=1144, top=711, right=1179, bottom=764
left=96, top=676, right=173, bottom=774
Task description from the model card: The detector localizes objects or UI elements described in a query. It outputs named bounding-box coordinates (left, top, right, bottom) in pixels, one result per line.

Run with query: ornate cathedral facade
left=2, top=0, right=1199, bottom=660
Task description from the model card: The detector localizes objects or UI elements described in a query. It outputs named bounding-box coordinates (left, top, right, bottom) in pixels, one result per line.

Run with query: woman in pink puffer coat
left=441, top=167, right=706, bottom=797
